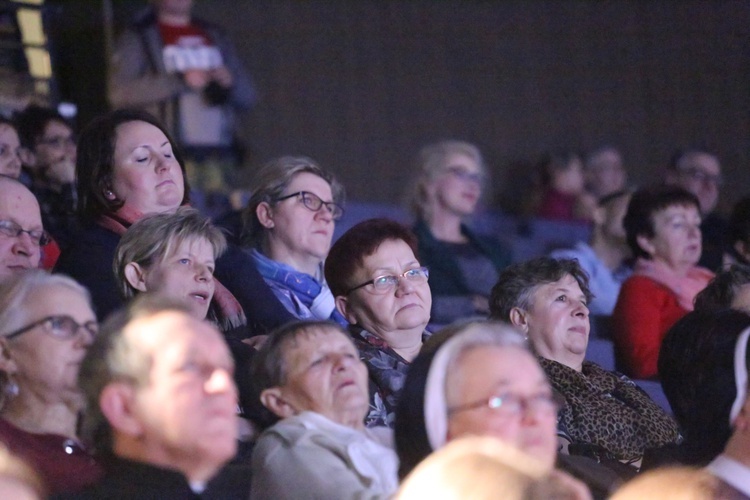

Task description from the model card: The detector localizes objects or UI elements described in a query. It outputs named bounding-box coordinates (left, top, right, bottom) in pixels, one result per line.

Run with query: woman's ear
left=735, top=240, right=750, bottom=262
left=0, top=339, right=18, bottom=376
left=509, top=307, right=530, bottom=333
left=124, top=263, right=149, bottom=293
left=256, top=202, right=275, bottom=229
left=260, top=387, right=297, bottom=419
left=335, top=295, right=357, bottom=325
left=636, top=234, right=656, bottom=258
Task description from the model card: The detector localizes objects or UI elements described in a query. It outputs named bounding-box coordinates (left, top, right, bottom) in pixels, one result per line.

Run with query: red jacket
left=612, top=275, right=688, bottom=379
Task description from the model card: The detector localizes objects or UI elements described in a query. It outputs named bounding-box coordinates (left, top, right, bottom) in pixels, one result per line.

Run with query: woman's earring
left=104, top=190, right=115, bottom=200
left=4, top=376, right=19, bottom=399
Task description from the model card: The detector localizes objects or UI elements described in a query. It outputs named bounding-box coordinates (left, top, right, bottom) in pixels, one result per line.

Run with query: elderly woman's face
left=520, top=274, right=589, bottom=368
left=110, top=120, right=184, bottom=215
left=273, top=327, right=369, bottom=425
left=3, top=285, right=96, bottom=402
left=430, top=153, right=482, bottom=217
left=638, top=204, right=702, bottom=271
left=446, top=345, right=558, bottom=469
left=261, top=172, right=335, bottom=268
left=341, top=239, right=431, bottom=336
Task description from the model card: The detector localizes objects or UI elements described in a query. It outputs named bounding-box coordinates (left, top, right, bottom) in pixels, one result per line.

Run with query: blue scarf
left=251, top=249, right=348, bottom=326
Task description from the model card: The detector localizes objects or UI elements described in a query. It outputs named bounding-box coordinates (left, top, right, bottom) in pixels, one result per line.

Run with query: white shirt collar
left=707, top=454, right=750, bottom=495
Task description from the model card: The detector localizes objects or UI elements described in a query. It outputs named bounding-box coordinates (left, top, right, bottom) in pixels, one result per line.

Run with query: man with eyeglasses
left=665, top=149, right=727, bottom=270
left=0, top=176, right=45, bottom=283
left=13, top=105, right=80, bottom=252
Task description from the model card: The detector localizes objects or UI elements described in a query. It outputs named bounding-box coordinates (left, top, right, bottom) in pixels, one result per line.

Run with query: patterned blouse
left=349, top=326, right=430, bottom=428
left=540, top=358, right=682, bottom=467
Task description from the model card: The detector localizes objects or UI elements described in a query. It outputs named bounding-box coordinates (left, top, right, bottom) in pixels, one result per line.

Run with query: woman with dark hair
left=658, top=309, right=750, bottom=466
left=535, top=151, right=588, bottom=221
left=409, top=140, right=511, bottom=324
left=54, top=109, right=290, bottom=334
left=612, top=185, right=714, bottom=379
left=490, top=256, right=681, bottom=469
left=325, top=218, right=432, bottom=428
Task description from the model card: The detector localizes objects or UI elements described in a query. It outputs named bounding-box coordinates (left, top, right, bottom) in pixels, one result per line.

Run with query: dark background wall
left=52, top=0, right=750, bottom=212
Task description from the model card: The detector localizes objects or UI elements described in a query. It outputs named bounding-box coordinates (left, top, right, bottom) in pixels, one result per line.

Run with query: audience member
left=535, top=151, right=588, bottom=221
left=584, top=146, right=627, bottom=200
left=490, top=257, right=681, bottom=468
left=14, top=105, right=79, bottom=251
left=613, top=185, right=713, bottom=379
left=394, top=320, right=615, bottom=499
left=54, top=109, right=288, bottom=334
left=0, top=117, right=21, bottom=178
left=112, top=207, right=261, bottom=421
left=326, top=218, right=432, bottom=428
left=397, top=436, right=591, bottom=500
left=725, top=196, right=750, bottom=266
left=550, top=190, right=632, bottom=316
left=0, top=271, right=101, bottom=494
left=113, top=206, right=226, bottom=326
left=109, top=0, right=256, bottom=193
left=242, top=156, right=347, bottom=325
left=72, top=296, right=248, bottom=498
left=693, top=265, right=750, bottom=314
left=249, top=320, right=399, bottom=499
left=658, top=309, right=750, bottom=465
left=704, top=325, right=750, bottom=497
left=0, top=176, right=45, bottom=283
left=665, top=149, right=726, bottom=270
left=410, top=140, right=511, bottom=324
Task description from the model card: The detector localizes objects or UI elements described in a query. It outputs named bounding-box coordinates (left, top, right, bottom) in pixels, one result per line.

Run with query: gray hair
left=249, top=319, right=351, bottom=429
left=0, top=270, right=92, bottom=408
left=410, top=140, right=486, bottom=221
left=78, top=295, right=193, bottom=454
left=423, top=320, right=529, bottom=450
left=241, top=156, right=345, bottom=248
left=113, top=206, right=227, bottom=300
left=0, top=270, right=91, bottom=338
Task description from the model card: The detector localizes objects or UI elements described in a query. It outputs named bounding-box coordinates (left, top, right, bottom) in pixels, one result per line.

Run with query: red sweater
left=612, top=275, right=688, bottom=380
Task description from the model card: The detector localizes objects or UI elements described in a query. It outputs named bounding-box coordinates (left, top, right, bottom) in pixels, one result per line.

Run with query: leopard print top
left=540, top=358, right=682, bottom=465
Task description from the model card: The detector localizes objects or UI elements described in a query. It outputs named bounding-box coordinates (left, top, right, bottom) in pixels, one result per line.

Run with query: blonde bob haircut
left=410, top=140, right=486, bottom=221
left=113, top=207, right=227, bottom=300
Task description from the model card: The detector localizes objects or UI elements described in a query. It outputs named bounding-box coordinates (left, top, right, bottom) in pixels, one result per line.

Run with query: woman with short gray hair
left=0, top=270, right=101, bottom=494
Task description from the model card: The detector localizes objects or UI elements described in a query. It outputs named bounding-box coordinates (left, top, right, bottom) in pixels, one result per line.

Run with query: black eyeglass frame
left=4, top=315, right=98, bottom=341
left=273, top=191, right=344, bottom=220
left=0, top=220, right=51, bottom=246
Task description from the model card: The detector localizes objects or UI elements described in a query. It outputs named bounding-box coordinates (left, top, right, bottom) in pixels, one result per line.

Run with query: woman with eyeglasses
left=410, top=140, right=511, bottom=325
left=395, top=320, right=604, bottom=499
left=325, top=218, right=432, bottom=428
left=241, top=156, right=348, bottom=326
left=0, top=270, right=102, bottom=494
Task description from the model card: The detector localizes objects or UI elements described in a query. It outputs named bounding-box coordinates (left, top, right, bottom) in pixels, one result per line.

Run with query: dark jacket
left=54, top=456, right=251, bottom=500
left=412, top=219, right=511, bottom=297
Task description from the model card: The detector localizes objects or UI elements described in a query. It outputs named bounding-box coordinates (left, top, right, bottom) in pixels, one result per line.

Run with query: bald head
left=0, top=176, right=43, bottom=282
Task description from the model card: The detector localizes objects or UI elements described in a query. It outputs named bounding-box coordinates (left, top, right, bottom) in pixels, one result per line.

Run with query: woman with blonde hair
left=411, top=140, right=510, bottom=324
